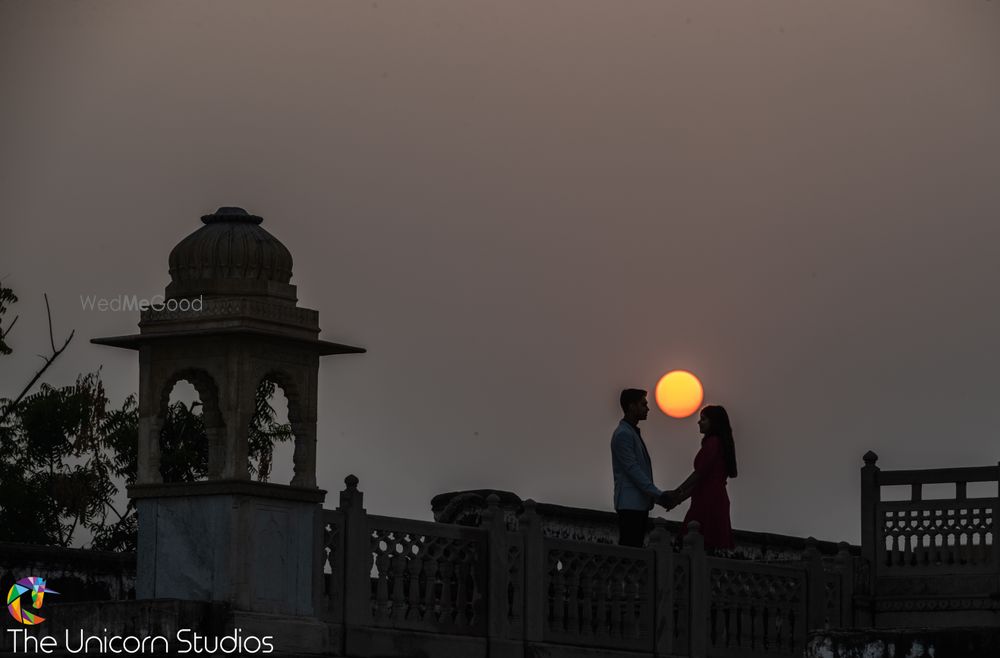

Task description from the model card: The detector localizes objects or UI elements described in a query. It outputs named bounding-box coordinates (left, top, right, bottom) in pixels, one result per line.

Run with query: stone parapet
left=0, top=541, right=135, bottom=603
left=430, top=488, right=858, bottom=561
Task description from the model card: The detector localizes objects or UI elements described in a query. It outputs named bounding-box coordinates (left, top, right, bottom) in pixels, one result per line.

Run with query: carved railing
left=862, top=454, right=999, bottom=577
left=542, top=539, right=654, bottom=651
left=366, top=514, right=487, bottom=634
left=865, top=455, right=999, bottom=576
left=323, top=478, right=487, bottom=636
left=880, top=499, right=995, bottom=572
left=705, top=559, right=806, bottom=656
left=859, top=453, right=1000, bottom=625
left=321, top=476, right=842, bottom=657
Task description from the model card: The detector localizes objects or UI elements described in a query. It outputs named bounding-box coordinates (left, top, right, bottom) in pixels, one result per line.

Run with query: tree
left=0, top=279, right=81, bottom=546
left=248, top=379, right=294, bottom=482
left=4, top=372, right=124, bottom=547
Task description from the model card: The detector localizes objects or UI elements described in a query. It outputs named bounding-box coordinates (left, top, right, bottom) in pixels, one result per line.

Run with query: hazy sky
left=2, top=1, right=999, bottom=544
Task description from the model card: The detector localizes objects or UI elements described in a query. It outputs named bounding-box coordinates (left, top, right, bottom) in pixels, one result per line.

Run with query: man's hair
left=619, top=388, right=647, bottom=413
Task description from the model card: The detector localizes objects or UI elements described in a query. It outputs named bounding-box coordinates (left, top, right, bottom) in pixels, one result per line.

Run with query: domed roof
left=166, top=207, right=297, bottom=300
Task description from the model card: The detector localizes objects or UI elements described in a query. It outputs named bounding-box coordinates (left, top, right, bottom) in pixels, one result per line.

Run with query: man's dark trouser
left=616, top=509, right=649, bottom=547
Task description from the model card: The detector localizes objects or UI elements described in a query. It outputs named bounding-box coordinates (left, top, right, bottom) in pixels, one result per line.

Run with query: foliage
left=0, top=372, right=121, bottom=547
left=248, top=379, right=295, bottom=482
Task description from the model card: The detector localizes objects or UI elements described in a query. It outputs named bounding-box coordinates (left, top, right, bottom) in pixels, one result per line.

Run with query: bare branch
left=107, top=503, right=126, bottom=522
left=45, top=293, right=55, bottom=353
left=1, top=313, right=17, bottom=339
left=63, top=515, right=78, bottom=549
left=0, top=295, right=74, bottom=425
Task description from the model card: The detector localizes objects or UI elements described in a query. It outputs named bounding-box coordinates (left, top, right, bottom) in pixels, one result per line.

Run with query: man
left=611, top=388, right=673, bottom=547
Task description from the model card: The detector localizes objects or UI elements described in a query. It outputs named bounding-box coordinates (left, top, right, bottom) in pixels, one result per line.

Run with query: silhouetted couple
left=610, top=388, right=738, bottom=549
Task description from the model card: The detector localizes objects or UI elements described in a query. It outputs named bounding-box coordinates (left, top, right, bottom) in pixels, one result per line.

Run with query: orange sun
left=655, top=370, right=704, bottom=419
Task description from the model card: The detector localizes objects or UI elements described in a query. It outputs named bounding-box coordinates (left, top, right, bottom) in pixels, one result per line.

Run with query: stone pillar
left=204, top=416, right=225, bottom=480
left=650, top=520, right=675, bottom=657
left=994, top=462, right=1000, bottom=576
left=860, top=452, right=880, bottom=585
left=221, top=364, right=253, bottom=480
left=683, top=521, right=708, bottom=658
left=136, top=415, right=162, bottom=484
left=484, top=494, right=520, bottom=658
left=835, top=541, right=855, bottom=628
left=339, top=475, right=371, bottom=629
left=136, top=348, right=161, bottom=484
left=803, top=537, right=826, bottom=631
left=291, top=366, right=319, bottom=488
left=290, top=420, right=317, bottom=488
left=519, top=500, right=545, bottom=644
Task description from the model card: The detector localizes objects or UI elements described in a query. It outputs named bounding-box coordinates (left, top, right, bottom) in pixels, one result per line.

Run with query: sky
left=2, top=0, right=999, bottom=545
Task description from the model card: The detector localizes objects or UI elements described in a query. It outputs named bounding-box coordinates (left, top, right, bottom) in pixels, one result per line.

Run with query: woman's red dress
left=682, top=434, right=735, bottom=550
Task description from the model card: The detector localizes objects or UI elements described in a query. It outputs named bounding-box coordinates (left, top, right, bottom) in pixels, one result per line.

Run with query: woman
left=669, top=405, right=737, bottom=550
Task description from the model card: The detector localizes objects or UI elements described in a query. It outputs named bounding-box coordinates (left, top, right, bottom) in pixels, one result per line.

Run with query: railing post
left=484, top=494, right=520, bottom=658
left=312, top=505, right=327, bottom=617
left=519, top=499, right=545, bottom=646
left=683, top=521, right=707, bottom=658
left=338, top=474, right=371, bottom=632
left=650, top=519, right=674, bottom=657
left=994, top=462, right=1000, bottom=584
left=835, top=541, right=855, bottom=628
left=803, top=537, right=826, bottom=631
left=860, top=451, right=880, bottom=584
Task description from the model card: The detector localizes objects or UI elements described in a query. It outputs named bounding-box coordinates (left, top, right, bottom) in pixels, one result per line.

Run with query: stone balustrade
left=321, top=476, right=847, bottom=658
left=859, top=452, right=1000, bottom=628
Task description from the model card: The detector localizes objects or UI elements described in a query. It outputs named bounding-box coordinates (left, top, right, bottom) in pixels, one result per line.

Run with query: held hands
left=657, top=490, right=679, bottom=511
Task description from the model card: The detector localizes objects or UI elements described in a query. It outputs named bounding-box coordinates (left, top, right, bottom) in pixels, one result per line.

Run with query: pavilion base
left=132, top=481, right=325, bottom=617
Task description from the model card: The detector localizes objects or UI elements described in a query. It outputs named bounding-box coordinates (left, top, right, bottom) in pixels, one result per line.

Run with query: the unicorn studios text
left=6, top=628, right=275, bottom=654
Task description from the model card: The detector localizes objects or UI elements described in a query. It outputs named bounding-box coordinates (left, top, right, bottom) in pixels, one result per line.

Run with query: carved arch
left=256, top=368, right=305, bottom=425
left=251, top=368, right=315, bottom=488
left=157, top=368, right=226, bottom=481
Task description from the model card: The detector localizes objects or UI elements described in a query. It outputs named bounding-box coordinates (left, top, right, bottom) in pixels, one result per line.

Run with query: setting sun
left=655, top=370, right=704, bottom=418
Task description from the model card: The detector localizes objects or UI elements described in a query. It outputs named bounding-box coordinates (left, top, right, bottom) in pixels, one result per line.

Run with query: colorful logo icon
left=6, top=577, right=58, bottom=625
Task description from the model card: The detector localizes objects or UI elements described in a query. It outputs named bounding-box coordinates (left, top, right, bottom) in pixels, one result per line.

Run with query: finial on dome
left=201, top=206, right=263, bottom=225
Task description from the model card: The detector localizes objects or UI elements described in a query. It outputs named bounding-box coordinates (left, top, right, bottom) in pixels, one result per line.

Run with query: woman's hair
left=701, top=405, right=738, bottom=479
